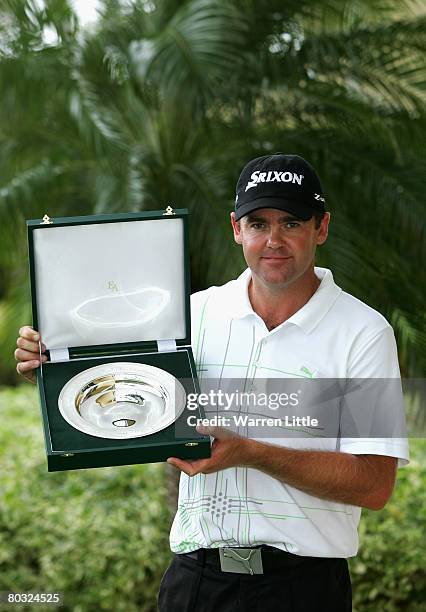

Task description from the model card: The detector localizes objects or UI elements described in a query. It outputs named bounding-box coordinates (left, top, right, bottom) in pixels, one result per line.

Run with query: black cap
left=234, top=153, right=326, bottom=221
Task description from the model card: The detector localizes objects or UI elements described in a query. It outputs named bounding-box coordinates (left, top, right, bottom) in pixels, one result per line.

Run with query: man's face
left=230, top=208, right=330, bottom=290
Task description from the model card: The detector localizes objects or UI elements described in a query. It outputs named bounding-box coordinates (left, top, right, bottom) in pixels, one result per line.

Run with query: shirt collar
left=231, top=266, right=342, bottom=334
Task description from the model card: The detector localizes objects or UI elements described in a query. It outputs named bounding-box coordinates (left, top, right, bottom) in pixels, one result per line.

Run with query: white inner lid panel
left=33, top=218, right=187, bottom=349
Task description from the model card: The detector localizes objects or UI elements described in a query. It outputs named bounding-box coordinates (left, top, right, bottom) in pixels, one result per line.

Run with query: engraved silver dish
left=58, top=362, right=186, bottom=439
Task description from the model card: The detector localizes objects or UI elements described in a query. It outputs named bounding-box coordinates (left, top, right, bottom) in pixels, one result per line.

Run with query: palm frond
left=0, top=0, right=425, bottom=384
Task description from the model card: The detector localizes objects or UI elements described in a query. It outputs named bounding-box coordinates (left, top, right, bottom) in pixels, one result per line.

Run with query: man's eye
left=251, top=223, right=266, bottom=230
left=285, top=222, right=300, bottom=229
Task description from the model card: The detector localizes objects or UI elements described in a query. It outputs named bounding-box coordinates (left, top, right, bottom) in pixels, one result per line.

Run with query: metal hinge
left=41, top=214, right=53, bottom=224
left=163, top=206, right=175, bottom=216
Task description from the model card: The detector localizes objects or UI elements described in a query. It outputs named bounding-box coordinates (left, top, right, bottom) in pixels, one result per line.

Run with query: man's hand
left=14, top=326, right=47, bottom=384
left=167, top=425, right=253, bottom=476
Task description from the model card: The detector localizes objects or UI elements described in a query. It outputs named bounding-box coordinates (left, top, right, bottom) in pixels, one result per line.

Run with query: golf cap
left=234, top=153, right=326, bottom=221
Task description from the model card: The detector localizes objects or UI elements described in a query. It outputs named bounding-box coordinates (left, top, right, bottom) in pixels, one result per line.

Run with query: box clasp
left=163, top=205, right=175, bottom=216
left=41, top=214, right=53, bottom=224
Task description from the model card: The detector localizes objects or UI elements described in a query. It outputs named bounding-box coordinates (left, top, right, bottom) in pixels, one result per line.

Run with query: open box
left=27, top=208, right=210, bottom=471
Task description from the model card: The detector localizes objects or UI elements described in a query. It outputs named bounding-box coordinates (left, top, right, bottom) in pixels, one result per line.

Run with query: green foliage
left=0, top=385, right=172, bottom=612
left=350, top=441, right=426, bottom=611
left=0, top=385, right=425, bottom=611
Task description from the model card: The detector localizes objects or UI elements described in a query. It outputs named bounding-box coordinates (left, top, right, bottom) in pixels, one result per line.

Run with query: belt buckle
left=219, top=547, right=263, bottom=575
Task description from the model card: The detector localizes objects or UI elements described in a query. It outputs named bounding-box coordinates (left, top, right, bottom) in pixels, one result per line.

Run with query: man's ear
left=316, top=212, right=330, bottom=246
left=230, top=212, right=242, bottom=245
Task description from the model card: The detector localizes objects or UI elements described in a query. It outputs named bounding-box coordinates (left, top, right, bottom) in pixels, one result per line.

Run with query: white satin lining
left=33, top=218, right=186, bottom=349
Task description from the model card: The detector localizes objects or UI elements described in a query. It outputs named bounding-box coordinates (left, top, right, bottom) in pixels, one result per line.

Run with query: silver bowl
left=58, top=362, right=186, bottom=439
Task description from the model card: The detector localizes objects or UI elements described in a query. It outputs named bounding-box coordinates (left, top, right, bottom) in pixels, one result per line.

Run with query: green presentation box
left=27, top=208, right=210, bottom=471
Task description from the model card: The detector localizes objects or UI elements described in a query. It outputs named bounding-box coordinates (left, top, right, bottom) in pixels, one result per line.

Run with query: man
left=16, top=154, right=409, bottom=612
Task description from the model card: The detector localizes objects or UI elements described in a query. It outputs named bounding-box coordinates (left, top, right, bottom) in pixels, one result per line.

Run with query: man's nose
left=266, top=226, right=284, bottom=248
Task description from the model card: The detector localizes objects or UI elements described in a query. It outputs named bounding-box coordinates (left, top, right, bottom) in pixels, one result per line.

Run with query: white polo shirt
left=169, top=267, right=409, bottom=558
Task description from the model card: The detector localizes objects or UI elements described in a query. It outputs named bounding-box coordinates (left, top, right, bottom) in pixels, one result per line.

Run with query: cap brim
left=234, top=197, right=318, bottom=222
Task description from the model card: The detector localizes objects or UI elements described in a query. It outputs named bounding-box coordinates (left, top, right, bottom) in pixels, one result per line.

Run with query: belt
left=181, top=546, right=317, bottom=575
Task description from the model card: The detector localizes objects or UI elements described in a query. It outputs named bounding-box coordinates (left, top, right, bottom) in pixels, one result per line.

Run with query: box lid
left=27, top=209, right=191, bottom=352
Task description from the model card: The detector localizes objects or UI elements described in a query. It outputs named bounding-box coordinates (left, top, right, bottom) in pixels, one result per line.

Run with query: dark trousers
left=158, top=550, right=352, bottom=612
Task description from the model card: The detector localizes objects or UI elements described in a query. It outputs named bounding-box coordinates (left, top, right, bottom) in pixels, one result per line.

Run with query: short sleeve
left=339, top=325, right=409, bottom=466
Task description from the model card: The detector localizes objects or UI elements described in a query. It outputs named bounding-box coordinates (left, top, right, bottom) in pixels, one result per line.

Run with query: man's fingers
left=167, top=457, right=215, bottom=476
left=16, top=336, right=45, bottom=354
left=167, top=457, right=198, bottom=476
left=16, top=360, right=39, bottom=372
left=16, top=361, right=37, bottom=384
left=196, top=424, right=213, bottom=437
left=18, top=326, right=40, bottom=342
left=196, top=424, right=236, bottom=439
left=14, top=348, right=47, bottom=363
left=15, top=326, right=43, bottom=385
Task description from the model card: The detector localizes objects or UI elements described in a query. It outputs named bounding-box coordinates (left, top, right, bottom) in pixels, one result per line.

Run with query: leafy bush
left=0, top=386, right=424, bottom=611
left=350, top=439, right=426, bottom=611
left=0, top=385, right=172, bottom=612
